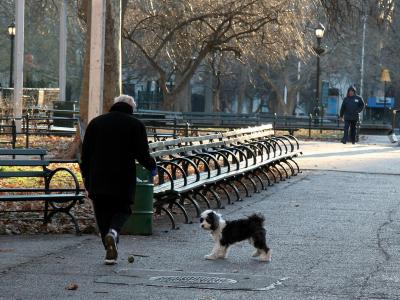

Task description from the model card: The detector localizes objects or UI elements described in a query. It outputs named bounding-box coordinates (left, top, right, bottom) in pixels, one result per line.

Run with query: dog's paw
left=204, top=254, right=218, bottom=260
left=252, top=250, right=261, bottom=257
left=259, top=250, right=272, bottom=262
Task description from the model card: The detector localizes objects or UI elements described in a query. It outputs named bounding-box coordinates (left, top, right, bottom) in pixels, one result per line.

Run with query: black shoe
left=104, top=232, right=118, bottom=265
left=341, top=140, right=346, bottom=144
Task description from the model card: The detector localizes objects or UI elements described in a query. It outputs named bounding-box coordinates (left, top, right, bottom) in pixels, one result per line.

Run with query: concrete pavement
left=1, top=135, right=399, bottom=299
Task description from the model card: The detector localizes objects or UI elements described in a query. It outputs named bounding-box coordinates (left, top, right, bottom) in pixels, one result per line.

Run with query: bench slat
left=0, top=171, right=47, bottom=178
left=0, top=160, right=49, bottom=167
left=0, top=149, right=47, bottom=155
left=0, top=188, right=85, bottom=193
left=0, top=194, right=85, bottom=202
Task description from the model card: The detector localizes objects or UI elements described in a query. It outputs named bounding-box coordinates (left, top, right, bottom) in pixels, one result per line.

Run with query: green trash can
left=122, top=164, right=154, bottom=235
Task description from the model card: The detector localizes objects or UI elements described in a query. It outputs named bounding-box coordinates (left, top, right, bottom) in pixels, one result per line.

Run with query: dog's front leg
left=259, top=249, right=272, bottom=262
left=252, top=249, right=261, bottom=257
left=205, top=242, right=222, bottom=260
left=216, top=245, right=228, bottom=258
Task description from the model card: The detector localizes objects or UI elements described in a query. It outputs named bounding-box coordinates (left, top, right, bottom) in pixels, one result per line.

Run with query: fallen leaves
left=66, top=283, right=79, bottom=290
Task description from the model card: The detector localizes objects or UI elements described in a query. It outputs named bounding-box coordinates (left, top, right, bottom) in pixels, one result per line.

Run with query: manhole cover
left=96, top=270, right=287, bottom=291
left=149, top=275, right=237, bottom=284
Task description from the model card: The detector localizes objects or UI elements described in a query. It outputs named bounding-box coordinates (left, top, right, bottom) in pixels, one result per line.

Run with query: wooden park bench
left=148, top=124, right=302, bottom=229
left=0, top=148, right=85, bottom=234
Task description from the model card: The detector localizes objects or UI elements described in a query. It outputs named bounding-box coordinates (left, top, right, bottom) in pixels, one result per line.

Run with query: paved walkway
left=1, top=135, right=399, bottom=299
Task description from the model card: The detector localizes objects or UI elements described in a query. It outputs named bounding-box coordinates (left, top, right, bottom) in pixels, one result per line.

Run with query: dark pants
left=343, top=120, right=357, bottom=144
left=91, top=195, right=132, bottom=248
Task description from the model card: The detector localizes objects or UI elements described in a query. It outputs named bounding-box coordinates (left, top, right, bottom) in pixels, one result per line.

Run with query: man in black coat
left=81, top=95, right=156, bottom=264
left=339, top=86, right=365, bottom=144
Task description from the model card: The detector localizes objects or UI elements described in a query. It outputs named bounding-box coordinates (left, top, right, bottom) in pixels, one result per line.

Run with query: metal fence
left=1, top=108, right=397, bottom=148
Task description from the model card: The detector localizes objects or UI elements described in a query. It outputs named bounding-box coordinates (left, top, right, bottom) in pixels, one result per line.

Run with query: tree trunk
left=212, top=72, right=221, bottom=112
left=162, top=91, right=175, bottom=111
left=236, top=66, right=248, bottom=113
left=237, top=89, right=245, bottom=113
left=79, top=1, right=91, bottom=126
left=248, top=93, right=254, bottom=113
left=103, top=0, right=122, bottom=112
left=176, top=80, right=191, bottom=112
left=287, top=89, right=298, bottom=115
left=163, top=72, right=191, bottom=112
left=212, top=89, right=220, bottom=112
left=275, top=97, right=284, bottom=114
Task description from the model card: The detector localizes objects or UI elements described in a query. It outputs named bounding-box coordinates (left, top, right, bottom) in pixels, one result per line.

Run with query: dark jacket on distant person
left=81, top=102, right=156, bottom=201
left=339, top=87, right=365, bottom=121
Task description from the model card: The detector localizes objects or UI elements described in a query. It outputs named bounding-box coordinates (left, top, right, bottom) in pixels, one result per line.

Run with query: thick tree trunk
left=248, top=94, right=254, bottom=113
left=79, top=1, right=91, bottom=126
left=287, top=89, right=298, bottom=115
left=163, top=93, right=174, bottom=111
left=163, top=72, right=191, bottom=112
left=212, top=71, right=221, bottom=112
left=212, top=89, right=220, bottom=112
left=237, top=89, right=245, bottom=113
left=103, top=0, right=122, bottom=112
left=236, top=66, right=248, bottom=113
left=175, top=82, right=191, bottom=112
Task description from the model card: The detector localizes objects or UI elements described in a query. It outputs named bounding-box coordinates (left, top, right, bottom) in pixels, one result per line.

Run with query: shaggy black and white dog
left=200, top=209, right=271, bottom=262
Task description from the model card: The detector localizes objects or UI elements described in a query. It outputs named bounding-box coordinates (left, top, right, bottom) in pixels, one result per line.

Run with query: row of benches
left=148, top=124, right=302, bottom=229
left=0, top=115, right=77, bottom=150
left=0, top=124, right=302, bottom=234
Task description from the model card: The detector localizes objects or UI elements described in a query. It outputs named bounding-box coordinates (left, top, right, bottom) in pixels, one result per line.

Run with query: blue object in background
left=322, top=95, right=339, bottom=116
left=367, top=97, right=395, bottom=108
left=321, top=82, right=339, bottom=116
left=326, top=96, right=339, bottom=115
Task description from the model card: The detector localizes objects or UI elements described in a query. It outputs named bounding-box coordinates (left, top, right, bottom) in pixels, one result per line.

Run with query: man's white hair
left=114, top=94, right=137, bottom=110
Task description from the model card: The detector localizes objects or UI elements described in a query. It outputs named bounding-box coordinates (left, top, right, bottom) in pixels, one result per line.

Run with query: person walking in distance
left=339, top=86, right=365, bottom=144
left=81, top=95, right=157, bottom=264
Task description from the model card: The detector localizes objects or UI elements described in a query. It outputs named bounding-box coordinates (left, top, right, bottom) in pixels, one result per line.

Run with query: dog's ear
left=209, top=211, right=220, bottom=231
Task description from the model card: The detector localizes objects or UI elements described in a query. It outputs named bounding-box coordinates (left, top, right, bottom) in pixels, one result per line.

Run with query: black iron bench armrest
left=156, top=160, right=187, bottom=186
left=47, top=167, right=81, bottom=195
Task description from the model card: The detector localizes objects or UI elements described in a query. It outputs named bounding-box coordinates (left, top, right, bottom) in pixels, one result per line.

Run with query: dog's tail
left=248, top=213, right=265, bottom=227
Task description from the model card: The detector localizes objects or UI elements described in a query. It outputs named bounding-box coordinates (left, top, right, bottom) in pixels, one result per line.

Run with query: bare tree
left=240, top=0, right=398, bottom=115
left=123, top=0, right=312, bottom=111
left=320, top=0, right=396, bottom=100
left=252, top=57, right=313, bottom=115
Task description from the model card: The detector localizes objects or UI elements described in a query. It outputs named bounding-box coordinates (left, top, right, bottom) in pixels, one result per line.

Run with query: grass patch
left=275, top=129, right=343, bottom=141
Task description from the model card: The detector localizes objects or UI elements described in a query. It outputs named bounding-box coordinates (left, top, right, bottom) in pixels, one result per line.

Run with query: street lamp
left=380, top=68, right=391, bottom=124
left=313, top=23, right=325, bottom=124
left=8, top=22, right=16, bottom=88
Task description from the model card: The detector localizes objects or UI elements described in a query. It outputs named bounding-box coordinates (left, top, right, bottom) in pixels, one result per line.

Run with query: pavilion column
left=59, top=0, right=67, bottom=102
left=88, top=0, right=106, bottom=122
left=13, top=0, right=25, bottom=131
